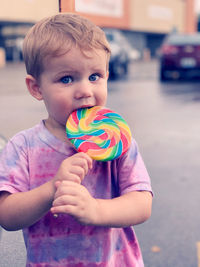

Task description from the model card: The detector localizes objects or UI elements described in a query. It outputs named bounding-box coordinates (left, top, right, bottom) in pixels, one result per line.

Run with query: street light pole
left=59, top=0, right=75, bottom=13
left=185, top=0, right=197, bottom=32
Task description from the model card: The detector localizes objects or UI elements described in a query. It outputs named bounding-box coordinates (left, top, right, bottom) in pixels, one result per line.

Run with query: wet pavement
left=108, top=64, right=200, bottom=267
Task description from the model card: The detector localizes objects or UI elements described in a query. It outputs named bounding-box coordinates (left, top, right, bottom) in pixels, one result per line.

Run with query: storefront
left=0, top=0, right=58, bottom=61
left=0, top=21, right=33, bottom=61
left=60, top=0, right=196, bottom=33
left=0, top=0, right=196, bottom=61
left=60, top=0, right=196, bottom=58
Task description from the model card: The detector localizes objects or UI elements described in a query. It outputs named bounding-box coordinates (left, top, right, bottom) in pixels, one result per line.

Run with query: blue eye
left=89, top=73, right=100, bottom=82
left=60, top=76, right=73, bottom=84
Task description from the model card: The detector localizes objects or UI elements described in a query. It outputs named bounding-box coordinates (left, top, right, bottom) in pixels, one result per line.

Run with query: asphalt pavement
left=107, top=63, right=200, bottom=267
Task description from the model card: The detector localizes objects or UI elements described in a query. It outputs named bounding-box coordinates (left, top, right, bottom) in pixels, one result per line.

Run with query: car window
left=167, top=34, right=200, bottom=45
left=105, top=33, right=114, bottom=42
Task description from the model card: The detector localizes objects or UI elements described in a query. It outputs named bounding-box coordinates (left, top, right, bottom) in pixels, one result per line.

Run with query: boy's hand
left=53, top=152, right=93, bottom=185
left=51, top=180, right=99, bottom=225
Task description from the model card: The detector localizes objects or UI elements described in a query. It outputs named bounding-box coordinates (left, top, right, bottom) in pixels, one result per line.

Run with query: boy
left=0, top=13, right=152, bottom=266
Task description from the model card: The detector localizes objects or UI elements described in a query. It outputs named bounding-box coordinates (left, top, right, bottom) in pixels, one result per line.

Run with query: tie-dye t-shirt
left=0, top=121, right=152, bottom=267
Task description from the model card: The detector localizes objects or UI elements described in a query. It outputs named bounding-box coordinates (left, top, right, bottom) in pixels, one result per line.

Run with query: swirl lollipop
left=66, top=106, right=132, bottom=161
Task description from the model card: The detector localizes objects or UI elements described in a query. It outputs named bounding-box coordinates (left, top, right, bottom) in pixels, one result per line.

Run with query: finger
left=71, top=156, right=91, bottom=174
left=59, top=172, right=82, bottom=184
left=54, top=181, right=81, bottom=199
left=51, top=187, right=79, bottom=217
left=54, top=181, right=61, bottom=189
left=51, top=204, right=78, bottom=216
left=78, top=152, right=93, bottom=170
left=72, top=152, right=93, bottom=170
left=52, top=194, right=78, bottom=207
left=70, top=165, right=88, bottom=181
left=60, top=153, right=92, bottom=181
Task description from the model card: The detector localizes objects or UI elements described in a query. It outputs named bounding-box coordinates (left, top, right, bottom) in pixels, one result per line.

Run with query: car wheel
left=114, top=62, right=128, bottom=79
left=123, top=62, right=128, bottom=75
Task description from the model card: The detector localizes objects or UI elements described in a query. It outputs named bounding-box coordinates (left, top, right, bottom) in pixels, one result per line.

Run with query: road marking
left=197, top=242, right=200, bottom=267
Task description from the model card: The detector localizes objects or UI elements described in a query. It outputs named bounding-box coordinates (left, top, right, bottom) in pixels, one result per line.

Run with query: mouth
left=77, top=105, right=95, bottom=110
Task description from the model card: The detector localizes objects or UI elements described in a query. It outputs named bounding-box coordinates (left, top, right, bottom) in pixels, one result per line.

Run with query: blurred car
left=103, top=28, right=131, bottom=79
left=159, top=33, right=200, bottom=81
left=128, top=48, right=141, bottom=62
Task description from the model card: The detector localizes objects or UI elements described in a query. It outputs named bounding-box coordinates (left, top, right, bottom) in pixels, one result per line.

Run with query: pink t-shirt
left=0, top=121, right=152, bottom=266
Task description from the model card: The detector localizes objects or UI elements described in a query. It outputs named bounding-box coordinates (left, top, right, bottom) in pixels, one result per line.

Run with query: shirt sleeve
left=117, top=138, right=152, bottom=195
left=0, top=134, right=29, bottom=194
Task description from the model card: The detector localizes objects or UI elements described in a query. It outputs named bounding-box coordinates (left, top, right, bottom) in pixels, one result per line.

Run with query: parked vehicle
left=159, top=33, right=200, bottom=81
left=103, top=28, right=131, bottom=79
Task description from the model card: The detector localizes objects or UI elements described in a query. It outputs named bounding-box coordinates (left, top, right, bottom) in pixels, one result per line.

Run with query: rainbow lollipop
left=66, top=106, right=132, bottom=161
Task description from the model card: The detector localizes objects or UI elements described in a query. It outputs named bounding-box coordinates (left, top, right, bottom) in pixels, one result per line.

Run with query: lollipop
left=66, top=106, right=132, bottom=161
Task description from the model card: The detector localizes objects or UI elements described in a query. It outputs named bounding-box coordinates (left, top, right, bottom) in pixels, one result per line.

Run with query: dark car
left=159, top=33, right=200, bottom=81
left=103, top=28, right=131, bottom=80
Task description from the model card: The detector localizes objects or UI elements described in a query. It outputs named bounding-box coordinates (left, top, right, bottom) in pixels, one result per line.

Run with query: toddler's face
left=38, top=46, right=108, bottom=130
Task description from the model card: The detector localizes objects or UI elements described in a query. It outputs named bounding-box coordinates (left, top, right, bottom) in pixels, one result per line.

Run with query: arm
left=96, top=191, right=152, bottom=227
left=51, top=181, right=152, bottom=227
left=0, top=152, right=92, bottom=231
left=0, top=181, right=55, bottom=231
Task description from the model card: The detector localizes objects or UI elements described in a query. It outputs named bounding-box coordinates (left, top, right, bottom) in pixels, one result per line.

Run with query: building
left=60, top=0, right=197, bottom=58
left=0, top=0, right=58, bottom=61
left=0, top=0, right=197, bottom=61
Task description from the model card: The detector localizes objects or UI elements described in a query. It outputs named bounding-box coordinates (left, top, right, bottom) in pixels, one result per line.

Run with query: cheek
left=100, top=94, right=107, bottom=106
left=53, top=102, right=72, bottom=124
left=96, top=83, right=107, bottom=105
left=55, top=98, right=71, bottom=115
left=44, top=95, right=71, bottom=116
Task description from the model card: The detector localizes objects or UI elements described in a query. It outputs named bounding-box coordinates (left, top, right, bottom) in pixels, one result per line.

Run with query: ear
left=106, top=71, right=109, bottom=79
left=25, top=75, right=43, bottom=101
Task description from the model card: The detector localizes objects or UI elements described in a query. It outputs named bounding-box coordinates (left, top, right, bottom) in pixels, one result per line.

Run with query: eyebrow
left=56, top=66, right=105, bottom=76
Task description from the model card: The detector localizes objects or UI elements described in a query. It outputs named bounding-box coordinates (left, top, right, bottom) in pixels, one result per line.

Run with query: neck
left=44, top=118, right=70, bottom=144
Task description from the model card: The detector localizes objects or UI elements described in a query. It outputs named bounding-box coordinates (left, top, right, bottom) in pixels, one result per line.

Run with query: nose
left=74, top=80, right=93, bottom=99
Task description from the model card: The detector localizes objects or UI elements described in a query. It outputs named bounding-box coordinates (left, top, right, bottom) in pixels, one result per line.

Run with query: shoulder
left=2, top=122, right=44, bottom=157
left=116, top=138, right=139, bottom=165
left=9, top=121, right=44, bottom=146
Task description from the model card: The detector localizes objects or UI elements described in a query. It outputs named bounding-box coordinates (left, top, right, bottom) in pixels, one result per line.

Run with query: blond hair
left=23, top=13, right=111, bottom=80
